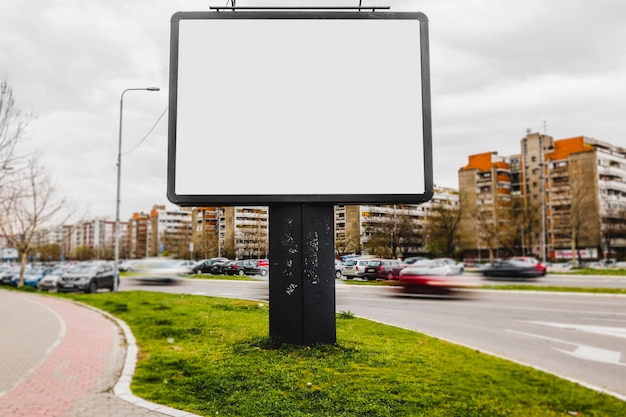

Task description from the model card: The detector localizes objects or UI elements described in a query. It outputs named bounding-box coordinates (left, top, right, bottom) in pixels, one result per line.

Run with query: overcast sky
left=1, top=0, right=624, bottom=221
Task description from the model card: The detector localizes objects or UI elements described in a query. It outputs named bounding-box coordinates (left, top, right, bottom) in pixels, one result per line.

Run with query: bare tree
left=0, top=80, right=28, bottom=174
left=569, top=159, right=601, bottom=266
left=362, top=207, right=422, bottom=258
left=425, top=202, right=462, bottom=258
left=601, top=204, right=626, bottom=260
left=0, top=158, right=71, bottom=287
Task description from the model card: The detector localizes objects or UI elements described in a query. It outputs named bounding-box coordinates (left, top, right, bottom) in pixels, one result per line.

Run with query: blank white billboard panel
left=168, top=11, right=432, bottom=205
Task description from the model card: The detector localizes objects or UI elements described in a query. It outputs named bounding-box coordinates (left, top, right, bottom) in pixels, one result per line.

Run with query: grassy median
left=61, top=291, right=626, bottom=417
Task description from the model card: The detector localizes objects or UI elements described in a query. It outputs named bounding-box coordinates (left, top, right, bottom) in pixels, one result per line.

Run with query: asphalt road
left=121, top=275, right=626, bottom=401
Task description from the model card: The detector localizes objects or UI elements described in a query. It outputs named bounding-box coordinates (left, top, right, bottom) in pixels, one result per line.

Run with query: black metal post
left=269, top=204, right=336, bottom=345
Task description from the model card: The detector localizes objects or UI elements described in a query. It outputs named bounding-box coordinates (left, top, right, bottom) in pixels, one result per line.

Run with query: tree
left=0, top=158, right=72, bottom=287
left=425, top=202, right=462, bottom=258
left=0, top=80, right=27, bottom=175
left=601, top=205, right=626, bottom=260
left=569, top=158, right=601, bottom=266
left=362, top=206, right=423, bottom=258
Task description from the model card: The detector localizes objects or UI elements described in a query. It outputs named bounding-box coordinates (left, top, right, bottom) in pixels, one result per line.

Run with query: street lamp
left=114, top=87, right=160, bottom=292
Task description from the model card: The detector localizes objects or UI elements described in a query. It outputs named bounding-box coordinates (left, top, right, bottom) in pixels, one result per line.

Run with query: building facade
left=459, top=132, right=626, bottom=262
left=334, top=186, right=460, bottom=258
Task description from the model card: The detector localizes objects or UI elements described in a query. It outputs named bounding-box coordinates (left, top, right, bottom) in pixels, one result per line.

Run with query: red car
left=363, top=259, right=406, bottom=280
left=396, top=259, right=478, bottom=295
left=255, top=259, right=269, bottom=268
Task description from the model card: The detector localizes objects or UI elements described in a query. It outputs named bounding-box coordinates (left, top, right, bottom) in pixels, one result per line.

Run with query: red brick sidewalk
left=0, top=292, right=197, bottom=417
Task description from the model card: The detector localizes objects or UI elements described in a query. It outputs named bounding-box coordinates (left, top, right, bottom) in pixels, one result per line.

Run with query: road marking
left=507, top=325, right=625, bottom=366
left=554, top=345, right=623, bottom=365
left=529, top=321, right=626, bottom=339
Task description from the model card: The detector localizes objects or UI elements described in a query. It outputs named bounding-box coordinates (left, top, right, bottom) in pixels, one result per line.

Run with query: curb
left=84, top=304, right=203, bottom=417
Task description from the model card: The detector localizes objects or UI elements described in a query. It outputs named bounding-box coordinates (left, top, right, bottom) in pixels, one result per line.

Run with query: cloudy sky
left=1, top=0, right=624, bottom=221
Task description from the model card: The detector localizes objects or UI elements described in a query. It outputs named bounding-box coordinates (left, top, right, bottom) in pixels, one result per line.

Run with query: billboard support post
left=269, top=204, right=336, bottom=345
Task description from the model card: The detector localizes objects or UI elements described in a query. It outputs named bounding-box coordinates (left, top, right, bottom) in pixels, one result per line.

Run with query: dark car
left=57, top=262, right=116, bottom=293
left=479, top=259, right=546, bottom=279
left=210, top=259, right=232, bottom=275
left=191, top=257, right=229, bottom=274
left=363, top=259, right=406, bottom=280
left=0, top=266, right=22, bottom=285
left=224, top=260, right=268, bottom=277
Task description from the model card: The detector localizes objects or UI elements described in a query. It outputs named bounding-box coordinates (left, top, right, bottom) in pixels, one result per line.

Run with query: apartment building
left=459, top=132, right=626, bottom=261
left=219, top=206, right=269, bottom=260
left=334, top=186, right=460, bottom=257
left=147, top=205, right=193, bottom=258
left=191, top=206, right=220, bottom=259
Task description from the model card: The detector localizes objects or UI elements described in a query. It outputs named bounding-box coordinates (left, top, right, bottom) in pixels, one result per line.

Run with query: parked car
left=403, top=256, right=429, bottom=265
left=334, top=259, right=343, bottom=279
left=38, top=266, right=69, bottom=291
left=341, top=258, right=371, bottom=279
left=479, top=259, right=546, bottom=279
left=363, top=259, right=406, bottom=280
left=191, top=257, right=229, bottom=274
left=255, top=259, right=269, bottom=268
left=210, top=259, right=232, bottom=275
left=57, top=262, right=116, bottom=293
left=397, top=259, right=477, bottom=295
left=224, top=260, right=268, bottom=276
left=433, top=258, right=464, bottom=274
left=11, top=266, right=53, bottom=288
left=0, top=266, right=21, bottom=285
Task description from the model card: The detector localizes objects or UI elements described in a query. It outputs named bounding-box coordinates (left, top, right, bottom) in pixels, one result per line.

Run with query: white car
left=433, top=258, right=464, bottom=275
left=400, top=259, right=460, bottom=277
left=341, top=258, right=371, bottom=279
left=334, top=260, right=343, bottom=279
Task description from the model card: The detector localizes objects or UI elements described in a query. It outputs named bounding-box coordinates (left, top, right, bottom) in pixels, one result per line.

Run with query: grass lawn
left=60, top=291, right=626, bottom=417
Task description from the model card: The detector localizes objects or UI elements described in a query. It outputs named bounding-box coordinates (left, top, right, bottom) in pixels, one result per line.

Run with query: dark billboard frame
left=167, top=11, right=432, bottom=206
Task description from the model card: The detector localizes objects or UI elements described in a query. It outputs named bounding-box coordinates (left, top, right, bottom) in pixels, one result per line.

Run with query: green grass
left=59, top=291, right=626, bottom=417
left=564, top=268, right=626, bottom=276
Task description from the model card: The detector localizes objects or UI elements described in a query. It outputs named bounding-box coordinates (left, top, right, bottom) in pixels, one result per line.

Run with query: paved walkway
left=0, top=290, right=201, bottom=417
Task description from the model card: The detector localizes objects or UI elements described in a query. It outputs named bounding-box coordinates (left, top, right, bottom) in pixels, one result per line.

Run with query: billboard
left=167, top=11, right=432, bottom=206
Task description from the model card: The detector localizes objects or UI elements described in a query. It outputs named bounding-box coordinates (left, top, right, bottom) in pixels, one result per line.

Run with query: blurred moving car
left=130, top=258, right=190, bottom=285
left=57, top=262, right=116, bottom=293
left=397, top=259, right=476, bottom=295
left=480, top=259, right=546, bottom=279
left=224, top=260, right=268, bottom=276
left=508, top=257, right=547, bottom=275
left=118, top=260, right=135, bottom=272
left=191, top=257, right=229, bottom=274
left=341, top=258, right=371, bottom=279
left=363, top=259, right=406, bottom=280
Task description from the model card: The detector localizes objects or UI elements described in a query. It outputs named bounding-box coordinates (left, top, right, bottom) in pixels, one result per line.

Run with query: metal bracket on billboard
left=211, top=6, right=390, bottom=11
left=210, top=1, right=390, bottom=12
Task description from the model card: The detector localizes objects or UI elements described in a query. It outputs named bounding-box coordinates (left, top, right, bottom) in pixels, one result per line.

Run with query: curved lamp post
left=114, top=87, right=160, bottom=292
